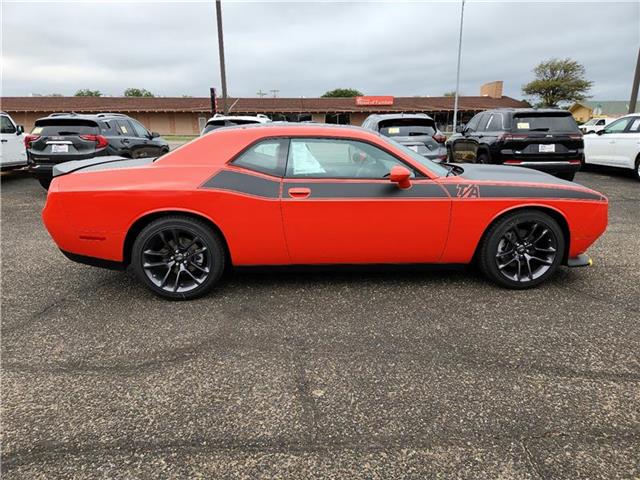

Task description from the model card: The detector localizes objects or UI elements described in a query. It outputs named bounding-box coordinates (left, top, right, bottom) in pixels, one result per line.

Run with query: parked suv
left=1, top=112, right=27, bottom=170
left=361, top=113, right=447, bottom=162
left=447, top=108, right=583, bottom=180
left=201, top=114, right=271, bottom=135
left=26, top=113, right=169, bottom=189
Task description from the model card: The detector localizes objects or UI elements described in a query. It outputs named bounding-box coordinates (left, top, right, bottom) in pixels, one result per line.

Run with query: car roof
left=207, top=121, right=369, bottom=135
left=35, top=112, right=130, bottom=122
left=365, top=113, right=434, bottom=121
left=483, top=108, right=572, bottom=115
left=206, top=114, right=271, bottom=123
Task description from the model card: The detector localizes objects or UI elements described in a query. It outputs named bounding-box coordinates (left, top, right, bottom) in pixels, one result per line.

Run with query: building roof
left=570, top=100, right=631, bottom=116
left=0, top=95, right=527, bottom=114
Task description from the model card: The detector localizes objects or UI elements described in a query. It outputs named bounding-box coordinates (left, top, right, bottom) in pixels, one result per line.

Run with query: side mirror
left=389, top=166, right=412, bottom=189
left=596, top=129, right=604, bottom=136
left=150, top=131, right=160, bottom=138
left=455, top=124, right=466, bottom=134
left=16, top=125, right=24, bottom=135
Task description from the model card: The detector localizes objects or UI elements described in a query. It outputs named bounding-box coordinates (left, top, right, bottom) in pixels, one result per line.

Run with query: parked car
left=579, top=117, right=614, bottom=135
left=26, top=113, right=169, bottom=189
left=361, top=113, right=447, bottom=162
left=0, top=112, right=27, bottom=171
left=447, top=108, right=583, bottom=181
left=43, top=123, right=607, bottom=300
left=584, top=113, right=640, bottom=181
left=201, top=114, right=271, bottom=135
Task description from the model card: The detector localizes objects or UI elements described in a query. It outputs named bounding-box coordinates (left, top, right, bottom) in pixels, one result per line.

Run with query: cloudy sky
left=2, top=0, right=638, bottom=101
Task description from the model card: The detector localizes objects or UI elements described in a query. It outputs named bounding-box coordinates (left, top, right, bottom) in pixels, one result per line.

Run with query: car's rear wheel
left=634, top=155, right=640, bottom=181
left=131, top=216, right=225, bottom=300
left=477, top=152, right=490, bottom=164
left=479, top=210, right=565, bottom=289
left=38, top=178, right=51, bottom=190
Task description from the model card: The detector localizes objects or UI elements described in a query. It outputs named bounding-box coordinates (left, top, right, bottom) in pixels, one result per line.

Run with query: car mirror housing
left=596, top=130, right=605, bottom=136
left=150, top=131, right=160, bottom=139
left=16, top=125, right=24, bottom=135
left=389, top=166, right=412, bottom=189
left=455, top=124, right=466, bottom=134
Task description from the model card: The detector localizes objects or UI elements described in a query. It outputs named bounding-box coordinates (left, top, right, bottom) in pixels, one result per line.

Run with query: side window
left=603, top=117, right=631, bottom=134
left=597, top=119, right=605, bottom=126
left=466, top=113, right=483, bottom=132
left=231, top=139, right=287, bottom=177
left=1, top=116, right=17, bottom=134
left=628, top=118, right=640, bottom=133
left=115, top=119, right=133, bottom=136
left=99, top=121, right=116, bottom=135
left=286, top=138, right=415, bottom=179
left=129, top=119, right=150, bottom=138
left=484, top=113, right=503, bottom=131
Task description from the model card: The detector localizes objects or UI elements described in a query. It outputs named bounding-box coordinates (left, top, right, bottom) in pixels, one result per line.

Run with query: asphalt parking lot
left=1, top=167, right=639, bottom=479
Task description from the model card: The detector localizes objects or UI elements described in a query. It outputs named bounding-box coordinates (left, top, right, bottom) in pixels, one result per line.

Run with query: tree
left=75, top=89, right=102, bottom=97
left=124, top=88, right=155, bottom=97
left=443, top=91, right=456, bottom=97
left=321, top=88, right=363, bottom=98
left=522, top=58, right=592, bottom=107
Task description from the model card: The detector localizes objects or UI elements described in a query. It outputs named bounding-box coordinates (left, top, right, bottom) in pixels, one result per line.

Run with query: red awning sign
left=355, top=96, right=395, bottom=106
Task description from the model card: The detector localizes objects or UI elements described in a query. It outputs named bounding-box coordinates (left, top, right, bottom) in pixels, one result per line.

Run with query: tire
left=38, top=178, right=51, bottom=190
left=446, top=146, right=454, bottom=163
left=634, top=155, right=640, bottom=182
left=478, top=210, right=565, bottom=289
left=557, top=172, right=575, bottom=181
left=477, top=152, right=490, bottom=164
left=131, top=216, right=226, bottom=300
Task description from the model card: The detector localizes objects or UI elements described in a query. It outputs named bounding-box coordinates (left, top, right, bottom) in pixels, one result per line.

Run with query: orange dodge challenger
left=43, top=123, right=608, bottom=299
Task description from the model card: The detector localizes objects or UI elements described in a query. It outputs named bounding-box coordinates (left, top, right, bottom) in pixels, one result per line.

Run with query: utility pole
left=257, top=89, right=267, bottom=98
left=270, top=89, right=280, bottom=98
left=629, top=47, right=640, bottom=114
left=452, top=0, right=466, bottom=132
left=215, top=0, right=228, bottom=114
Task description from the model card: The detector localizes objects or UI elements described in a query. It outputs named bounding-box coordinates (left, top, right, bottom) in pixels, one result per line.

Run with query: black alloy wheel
left=132, top=216, right=225, bottom=300
left=479, top=211, right=565, bottom=289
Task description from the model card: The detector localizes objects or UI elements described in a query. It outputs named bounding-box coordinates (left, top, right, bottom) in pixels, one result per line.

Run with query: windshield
left=383, top=136, right=449, bottom=177
left=202, top=119, right=261, bottom=134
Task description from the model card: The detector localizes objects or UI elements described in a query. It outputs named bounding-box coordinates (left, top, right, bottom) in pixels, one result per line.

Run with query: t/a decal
left=456, top=184, right=481, bottom=198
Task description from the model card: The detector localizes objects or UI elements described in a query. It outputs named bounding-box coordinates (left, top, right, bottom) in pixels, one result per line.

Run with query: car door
left=113, top=119, right=139, bottom=157
left=452, top=113, right=483, bottom=162
left=615, top=116, right=640, bottom=169
left=129, top=118, right=162, bottom=158
left=0, top=114, right=27, bottom=168
left=586, top=116, right=633, bottom=166
left=280, top=137, right=451, bottom=264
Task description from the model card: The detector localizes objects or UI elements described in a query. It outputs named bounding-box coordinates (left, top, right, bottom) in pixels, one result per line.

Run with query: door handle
left=1, top=139, right=7, bottom=143
left=122, top=139, right=130, bottom=144
left=288, top=187, right=311, bottom=198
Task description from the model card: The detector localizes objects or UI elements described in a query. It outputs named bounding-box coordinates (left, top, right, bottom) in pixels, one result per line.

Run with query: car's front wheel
left=131, top=216, right=226, bottom=300
left=478, top=210, right=565, bottom=289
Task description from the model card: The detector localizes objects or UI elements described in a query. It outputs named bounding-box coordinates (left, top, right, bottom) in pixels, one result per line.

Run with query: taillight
left=432, top=133, right=447, bottom=143
left=24, top=134, right=40, bottom=149
left=80, top=134, right=109, bottom=149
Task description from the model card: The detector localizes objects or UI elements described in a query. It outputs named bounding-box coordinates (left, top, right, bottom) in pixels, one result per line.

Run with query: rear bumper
left=501, top=160, right=581, bottom=175
left=61, top=250, right=125, bottom=270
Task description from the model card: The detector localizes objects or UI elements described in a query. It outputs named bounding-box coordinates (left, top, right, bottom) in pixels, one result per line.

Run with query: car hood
left=457, top=163, right=576, bottom=186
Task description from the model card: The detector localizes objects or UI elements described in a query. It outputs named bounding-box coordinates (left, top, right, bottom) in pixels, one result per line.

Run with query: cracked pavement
left=1, top=167, right=639, bottom=479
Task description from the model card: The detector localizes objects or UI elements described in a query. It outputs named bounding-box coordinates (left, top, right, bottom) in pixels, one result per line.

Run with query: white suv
left=584, top=113, right=640, bottom=181
left=0, top=112, right=27, bottom=170
left=579, top=117, right=614, bottom=135
left=201, top=114, right=271, bottom=135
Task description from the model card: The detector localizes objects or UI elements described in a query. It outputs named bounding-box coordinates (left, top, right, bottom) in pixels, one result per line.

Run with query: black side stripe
left=285, top=182, right=448, bottom=198
left=202, top=170, right=280, bottom=198
left=443, top=184, right=602, bottom=201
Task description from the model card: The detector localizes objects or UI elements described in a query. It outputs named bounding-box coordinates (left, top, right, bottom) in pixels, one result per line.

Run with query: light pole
left=215, top=0, right=228, bottom=115
left=452, top=0, right=466, bottom=132
left=629, top=47, right=640, bottom=114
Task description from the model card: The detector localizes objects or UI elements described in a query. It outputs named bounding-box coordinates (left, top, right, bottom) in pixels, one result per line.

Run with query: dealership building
left=0, top=82, right=527, bottom=135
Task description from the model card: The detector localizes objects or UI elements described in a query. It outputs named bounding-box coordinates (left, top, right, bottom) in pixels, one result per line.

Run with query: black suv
left=446, top=108, right=583, bottom=180
left=27, top=113, right=169, bottom=188
left=361, top=113, right=448, bottom=162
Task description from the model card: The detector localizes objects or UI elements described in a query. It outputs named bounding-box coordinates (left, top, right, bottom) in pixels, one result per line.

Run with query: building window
left=325, top=113, right=350, bottom=125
